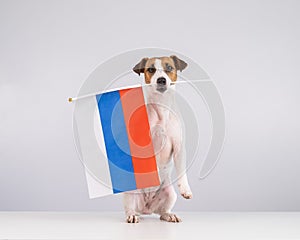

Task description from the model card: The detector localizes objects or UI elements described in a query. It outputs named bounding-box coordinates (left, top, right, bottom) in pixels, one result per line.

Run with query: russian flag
left=75, top=86, right=160, bottom=197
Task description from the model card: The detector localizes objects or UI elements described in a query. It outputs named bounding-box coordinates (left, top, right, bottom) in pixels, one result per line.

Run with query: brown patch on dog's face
left=160, top=57, right=177, bottom=83
left=133, top=56, right=187, bottom=85
left=143, top=57, right=180, bottom=84
left=144, top=58, right=156, bottom=84
left=143, top=57, right=177, bottom=83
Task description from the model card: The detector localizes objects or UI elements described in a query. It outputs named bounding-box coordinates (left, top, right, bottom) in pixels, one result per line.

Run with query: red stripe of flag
left=119, top=87, right=160, bottom=189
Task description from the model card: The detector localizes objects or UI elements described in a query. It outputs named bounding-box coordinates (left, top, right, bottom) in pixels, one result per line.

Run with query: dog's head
left=133, top=56, right=187, bottom=93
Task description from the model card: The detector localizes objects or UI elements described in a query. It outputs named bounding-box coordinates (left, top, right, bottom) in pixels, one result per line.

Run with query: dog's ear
left=170, top=55, right=187, bottom=72
left=133, top=58, right=148, bottom=75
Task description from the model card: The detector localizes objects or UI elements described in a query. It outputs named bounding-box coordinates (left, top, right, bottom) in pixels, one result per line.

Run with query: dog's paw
left=181, top=190, right=193, bottom=199
left=179, top=184, right=193, bottom=199
left=126, top=215, right=139, bottom=223
left=160, top=213, right=182, bottom=223
left=179, top=187, right=193, bottom=199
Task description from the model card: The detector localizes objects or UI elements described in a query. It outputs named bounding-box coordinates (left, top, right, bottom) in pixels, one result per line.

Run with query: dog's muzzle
left=156, top=77, right=167, bottom=93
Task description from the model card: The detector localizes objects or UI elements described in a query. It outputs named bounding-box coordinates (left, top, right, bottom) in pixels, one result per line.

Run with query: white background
left=0, top=0, right=299, bottom=211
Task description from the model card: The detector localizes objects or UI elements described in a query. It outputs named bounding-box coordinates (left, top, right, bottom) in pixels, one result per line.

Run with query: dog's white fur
left=123, top=57, right=192, bottom=223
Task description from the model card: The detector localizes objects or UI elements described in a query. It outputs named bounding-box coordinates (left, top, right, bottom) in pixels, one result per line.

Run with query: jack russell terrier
left=123, top=55, right=192, bottom=223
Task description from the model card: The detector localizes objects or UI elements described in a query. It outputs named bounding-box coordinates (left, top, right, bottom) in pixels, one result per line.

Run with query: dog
left=123, top=55, right=192, bottom=223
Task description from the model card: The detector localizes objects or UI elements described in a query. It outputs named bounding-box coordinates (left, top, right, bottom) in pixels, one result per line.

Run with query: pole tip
left=68, top=97, right=73, bottom=102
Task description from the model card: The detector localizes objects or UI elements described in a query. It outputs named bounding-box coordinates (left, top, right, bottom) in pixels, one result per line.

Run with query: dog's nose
left=157, top=77, right=166, bottom=85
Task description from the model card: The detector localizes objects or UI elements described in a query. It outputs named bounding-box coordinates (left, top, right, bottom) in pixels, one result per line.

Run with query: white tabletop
left=0, top=212, right=299, bottom=239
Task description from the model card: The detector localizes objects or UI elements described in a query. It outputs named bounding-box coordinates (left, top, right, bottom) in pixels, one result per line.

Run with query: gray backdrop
left=0, top=0, right=299, bottom=211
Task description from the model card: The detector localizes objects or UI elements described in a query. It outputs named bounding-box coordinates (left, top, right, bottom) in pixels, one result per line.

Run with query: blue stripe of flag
left=96, top=91, right=136, bottom=193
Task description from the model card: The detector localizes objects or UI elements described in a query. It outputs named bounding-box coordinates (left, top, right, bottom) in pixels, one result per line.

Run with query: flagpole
left=68, top=79, right=211, bottom=102
left=68, top=84, right=143, bottom=102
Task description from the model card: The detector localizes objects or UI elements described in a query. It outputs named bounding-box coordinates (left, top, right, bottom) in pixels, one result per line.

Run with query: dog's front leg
left=123, top=193, right=139, bottom=223
left=173, top=141, right=193, bottom=199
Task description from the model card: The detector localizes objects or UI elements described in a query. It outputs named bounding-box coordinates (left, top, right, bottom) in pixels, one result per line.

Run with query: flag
left=74, top=86, right=160, bottom=197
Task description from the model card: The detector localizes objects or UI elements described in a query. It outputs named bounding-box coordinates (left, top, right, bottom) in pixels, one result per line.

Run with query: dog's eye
left=166, top=65, right=173, bottom=72
left=147, top=67, right=156, bottom=73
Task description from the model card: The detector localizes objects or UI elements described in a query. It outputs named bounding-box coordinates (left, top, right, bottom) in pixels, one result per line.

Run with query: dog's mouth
left=156, top=85, right=167, bottom=93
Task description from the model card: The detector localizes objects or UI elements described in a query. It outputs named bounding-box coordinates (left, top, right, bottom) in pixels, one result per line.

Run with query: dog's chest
left=151, top=131, right=173, bottom=167
left=148, top=108, right=180, bottom=167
